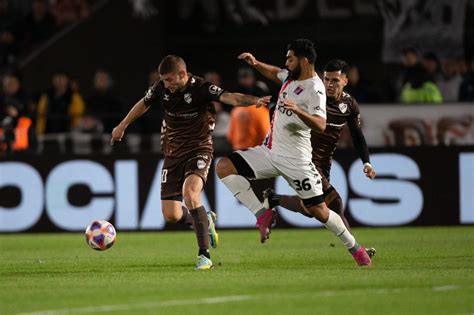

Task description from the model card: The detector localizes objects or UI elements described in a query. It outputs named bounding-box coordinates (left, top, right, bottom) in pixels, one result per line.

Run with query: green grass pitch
left=1, top=227, right=473, bottom=314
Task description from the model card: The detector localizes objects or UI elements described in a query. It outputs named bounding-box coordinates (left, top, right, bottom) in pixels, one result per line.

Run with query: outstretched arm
left=347, top=116, right=376, bottom=179
left=219, top=92, right=271, bottom=108
left=110, top=98, right=149, bottom=145
left=238, top=52, right=282, bottom=85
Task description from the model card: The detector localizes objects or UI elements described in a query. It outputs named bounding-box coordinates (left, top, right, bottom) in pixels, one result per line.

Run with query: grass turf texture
left=1, top=227, right=473, bottom=314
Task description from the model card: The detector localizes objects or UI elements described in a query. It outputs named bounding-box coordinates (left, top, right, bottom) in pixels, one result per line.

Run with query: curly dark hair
left=287, top=39, right=317, bottom=65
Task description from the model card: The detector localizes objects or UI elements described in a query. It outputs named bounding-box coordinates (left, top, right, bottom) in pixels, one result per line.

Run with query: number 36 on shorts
left=293, top=178, right=311, bottom=191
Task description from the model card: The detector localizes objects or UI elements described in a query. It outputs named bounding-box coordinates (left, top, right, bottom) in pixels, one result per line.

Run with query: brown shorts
left=160, top=151, right=213, bottom=200
left=315, top=166, right=332, bottom=193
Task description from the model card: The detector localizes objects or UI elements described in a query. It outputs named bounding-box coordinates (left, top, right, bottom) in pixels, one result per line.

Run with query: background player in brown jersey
left=110, top=55, right=270, bottom=270
left=262, top=59, right=377, bottom=256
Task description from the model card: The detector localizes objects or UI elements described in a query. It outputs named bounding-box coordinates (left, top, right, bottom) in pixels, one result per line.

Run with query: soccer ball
left=85, top=220, right=116, bottom=251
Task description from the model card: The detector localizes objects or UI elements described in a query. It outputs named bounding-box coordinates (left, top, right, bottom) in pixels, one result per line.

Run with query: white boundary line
left=17, top=295, right=254, bottom=315
left=17, top=285, right=474, bottom=315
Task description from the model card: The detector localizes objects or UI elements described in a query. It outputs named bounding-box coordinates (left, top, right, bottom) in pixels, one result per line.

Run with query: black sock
left=177, top=206, right=193, bottom=226
left=199, top=248, right=210, bottom=259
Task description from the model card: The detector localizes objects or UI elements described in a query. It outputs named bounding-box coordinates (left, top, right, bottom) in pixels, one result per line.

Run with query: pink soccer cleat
left=256, top=209, right=276, bottom=243
left=352, top=246, right=372, bottom=267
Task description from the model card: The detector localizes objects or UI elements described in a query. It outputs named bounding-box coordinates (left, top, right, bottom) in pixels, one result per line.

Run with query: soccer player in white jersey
left=216, top=39, right=372, bottom=266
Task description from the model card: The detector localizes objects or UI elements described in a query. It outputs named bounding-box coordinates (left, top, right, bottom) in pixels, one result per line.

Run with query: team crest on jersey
left=145, top=88, right=153, bottom=100
left=163, top=94, right=170, bottom=101
left=293, top=85, right=304, bottom=95
left=197, top=159, right=206, bottom=169
left=209, top=85, right=223, bottom=95
left=184, top=93, right=192, bottom=103
left=338, top=103, right=348, bottom=113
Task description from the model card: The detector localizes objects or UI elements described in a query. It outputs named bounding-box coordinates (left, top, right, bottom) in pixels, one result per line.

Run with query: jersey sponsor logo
left=338, top=103, right=348, bottom=113
left=209, top=85, right=223, bottom=95
left=184, top=93, right=192, bottom=104
left=277, top=104, right=293, bottom=116
left=294, top=85, right=304, bottom=95
left=197, top=159, right=206, bottom=169
left=166, top=111, right=198, bottom=118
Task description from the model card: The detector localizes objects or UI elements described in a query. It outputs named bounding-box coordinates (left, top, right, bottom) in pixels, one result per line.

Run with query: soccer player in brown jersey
left=262, top=59, right=377, bottom=256
left=110, top=55, right=270, bottom=270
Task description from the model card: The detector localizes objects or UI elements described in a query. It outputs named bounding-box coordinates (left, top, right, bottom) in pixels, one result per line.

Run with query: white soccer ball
left=85, top=220, right=116, bottom=251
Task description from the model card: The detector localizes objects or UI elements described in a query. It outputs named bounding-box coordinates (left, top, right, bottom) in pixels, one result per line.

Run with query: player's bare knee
left=216, top=157, right=237, bottom=178
left=162, top=210, right=180, bottom=223
left=182, top=192, right=200, bottom=210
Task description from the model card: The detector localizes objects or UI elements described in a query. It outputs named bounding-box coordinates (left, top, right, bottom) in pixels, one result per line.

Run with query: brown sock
left=280, top=195, right=313, bottom=218
left=177, top=206, right=193, bottom=227
left=190, top=206, right=210, bottom=258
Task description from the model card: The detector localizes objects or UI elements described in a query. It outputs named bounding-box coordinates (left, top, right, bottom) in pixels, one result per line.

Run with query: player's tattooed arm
left=219, top=92, right=271, bottom=108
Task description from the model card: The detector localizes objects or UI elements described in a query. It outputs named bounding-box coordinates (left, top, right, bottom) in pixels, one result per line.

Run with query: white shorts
left=236, top=145, right=323, bottom=199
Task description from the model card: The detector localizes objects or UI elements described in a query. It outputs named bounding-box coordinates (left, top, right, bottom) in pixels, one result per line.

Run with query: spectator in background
left=0, top=72, right=29, bottom=117
left=402, top=47, right=419, bottom=68
left=204, top=70, right=229, bottom=137
left=229, top=66, right=270, bottom=148
left=227, top=102, right=269, bottom=150
left=73, top=110, right=103, bottom=134
left=0, top=103, right=36, bottom=154
left=23, top=0, right=57, bottom=50
left=421, top=52, right=442, bottom=82
left=345, top=65, right=371, bottom=103
left=0, top=0, right=23, bottom=66
left=400, top=64, right=443, bottom=104
left=86, top=69, right=122, bottom=132
left=53, top=0, right=91, bottom=27
left=235, top=67, right=269, bottom=98
left=386, top=47, right=421, bottom=102
left=36, top=71, right=85, bottom=134
left=459, top=56, right=474, bottom=102
left=437, top=58, right=463, bottom=102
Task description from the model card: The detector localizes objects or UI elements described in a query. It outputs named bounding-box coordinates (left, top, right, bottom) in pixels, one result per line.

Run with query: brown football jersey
left=143, top=74, right=225, bottom=157
left=311, top=91, right=362, bottom=177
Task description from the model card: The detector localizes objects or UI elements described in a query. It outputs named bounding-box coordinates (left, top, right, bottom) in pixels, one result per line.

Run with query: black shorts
left=160, top=151, right=213, bottom=200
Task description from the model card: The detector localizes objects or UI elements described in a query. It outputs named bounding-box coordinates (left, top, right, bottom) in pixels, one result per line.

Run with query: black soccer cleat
left=262, top=188, right=280, bottom=209
left=366, top=247, right=376, bottom=258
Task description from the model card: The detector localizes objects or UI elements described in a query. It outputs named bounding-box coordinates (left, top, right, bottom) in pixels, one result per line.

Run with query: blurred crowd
left=0, top=0, right=97, bottom=67
left=1, top=53, right=473, bottom=155
left=393, top=48, right=474, bottom=104
left=0, top=0, right=473, bottom=155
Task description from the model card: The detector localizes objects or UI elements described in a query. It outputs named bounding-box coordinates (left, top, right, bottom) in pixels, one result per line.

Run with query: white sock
left=324, top=210, right=356, bottom=250
left=220, top=174, right=265, bottom=216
